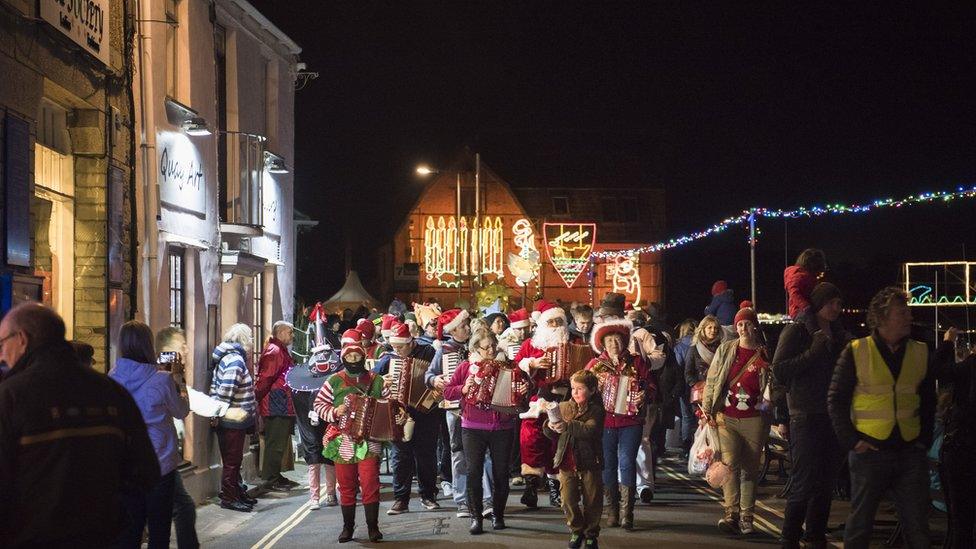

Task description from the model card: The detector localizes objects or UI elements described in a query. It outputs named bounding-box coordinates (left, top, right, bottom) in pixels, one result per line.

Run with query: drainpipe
left=135, top=0, right=160, bottom=325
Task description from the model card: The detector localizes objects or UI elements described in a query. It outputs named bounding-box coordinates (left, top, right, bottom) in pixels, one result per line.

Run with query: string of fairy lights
left=590, top=185, right=976, bottom=260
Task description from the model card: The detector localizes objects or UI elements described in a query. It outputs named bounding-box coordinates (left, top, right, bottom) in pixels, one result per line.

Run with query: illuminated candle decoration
left=904, top=261, right=974, bottom=306
left=608, top=254, right=642, bottom=303
left=544, top=222, right=596, bottom=288
left=424, top=215, right=505, bottom=287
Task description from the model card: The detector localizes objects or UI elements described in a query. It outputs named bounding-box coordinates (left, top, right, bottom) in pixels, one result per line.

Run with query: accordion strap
left=338, top=370, right=375, bottom=396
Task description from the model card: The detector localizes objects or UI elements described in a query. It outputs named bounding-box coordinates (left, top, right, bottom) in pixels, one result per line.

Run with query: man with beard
left=514, top=300, right=573, bottom=509
left=372, top=322, right=441, bottom=515
left=569, top=305, right=595, bottom=345
left=427, top=309, right=478, bottom=517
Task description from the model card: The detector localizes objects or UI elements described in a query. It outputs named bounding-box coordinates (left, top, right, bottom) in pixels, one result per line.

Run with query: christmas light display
left=544, top=222, right=596, bottom=288
left=904, top=261, right=974, bottom=306
left=591, top=186, right=976, bottom=259
left=424, top=215, right=505, bottom=287
left=509, top=218, right=540, bottom=286
left=608, top=254, right=642, bottom=304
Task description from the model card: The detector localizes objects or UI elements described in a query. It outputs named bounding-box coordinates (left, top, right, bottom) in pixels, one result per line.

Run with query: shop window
left=32, top=142, right=74, bottom=338
left=169, top=249, right=185, bottom=328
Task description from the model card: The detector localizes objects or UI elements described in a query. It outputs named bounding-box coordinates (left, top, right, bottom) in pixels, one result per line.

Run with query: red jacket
left=585, top=352, right=656, bottom=429
left=255, top=338, right=295, bottom=417
left=784, top=265, right=816, bottom=318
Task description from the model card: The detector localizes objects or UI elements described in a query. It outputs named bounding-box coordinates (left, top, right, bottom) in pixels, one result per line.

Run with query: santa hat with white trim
left=437, top=308, right=470, bottom=340
left=534, top=300, right=566, bottom=326
left=380, top=314, right=397, bottom=339
left=388, top=321, right=413, bottom=345
left=340, top=328, right=363, bottom=346
left=356, top=318, right=376, bottom=342
left=590, top=318, right=634, bottom=354
left=508, top=308, right=530, bottom=329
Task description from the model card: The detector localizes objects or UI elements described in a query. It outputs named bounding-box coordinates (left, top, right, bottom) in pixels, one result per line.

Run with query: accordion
left=466, top=360, right=529, bottom=414
left=390, top=356, right=439, bottom=412
left=336, top=393, right=407, bottom=442
left=602, top=374, right=642, bottom=416
left=543, top=343, right=594, bottom=382
left=438, top=350, right=463, bottom=410
left=505, top=343, right=521, bottom=361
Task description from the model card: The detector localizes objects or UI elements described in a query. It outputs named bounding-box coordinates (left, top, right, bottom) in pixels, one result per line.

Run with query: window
left=168, top=249, right=185, bottom=328
left=233, top=134, right=264, bottom=225
left=552, top=196, right=570, bottom=215
left=252, top=272, right=264, bottom=364
left=165, top=0, right=180, bottom=99
left=215, top=24, right=228, bottom=221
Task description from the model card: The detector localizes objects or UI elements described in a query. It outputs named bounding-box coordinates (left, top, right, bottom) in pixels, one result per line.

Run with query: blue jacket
left=110, top=358, right=189, bottom=476
left=704, top=289, right=736, bottom=326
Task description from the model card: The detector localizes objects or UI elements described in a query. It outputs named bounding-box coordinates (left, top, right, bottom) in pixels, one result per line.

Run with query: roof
left=325, top=270, right=378, bottom=309
left=229, top=0, right=302, bottom=56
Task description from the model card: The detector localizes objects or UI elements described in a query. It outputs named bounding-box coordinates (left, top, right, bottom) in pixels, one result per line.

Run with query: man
left=772, top=283, right=849, bottom=549
left=414, top=302, right=442, bottom=347
left=357, top=318, right=380, bottom=360
left=514, top=300, right=575, bottom=508
left=828, top=286, right=952, bottom=549
left=568, top=305, right=594, bottom=345
left=428, top=309, right=483, bottom=517
left=255, top=321, right=299, bottom=491
left=375, top=321, right=442, bottom=514
left=0, top=303, right=159, bottom=547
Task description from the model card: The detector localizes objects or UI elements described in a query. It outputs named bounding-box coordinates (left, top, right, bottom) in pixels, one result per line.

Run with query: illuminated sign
left=509, top=218, right=540, bottom=286
left=423, top=215, right=505, bottom=287
left=157, top=132, right=207, bottom=216
left=544, top=222, right=596, bottom=288
left=608, top=254, right=641, bottom=303
left=905, top=261, right=975, bottom=306
left=40, top=0, right=110, bottom=66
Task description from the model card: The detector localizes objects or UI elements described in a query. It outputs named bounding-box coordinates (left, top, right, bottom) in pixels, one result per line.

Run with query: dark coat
left=544, top=396, right=605, bottom=472
left=770, top=310, right=849, bottom=418
left=704, top=289, right=736, bottom=326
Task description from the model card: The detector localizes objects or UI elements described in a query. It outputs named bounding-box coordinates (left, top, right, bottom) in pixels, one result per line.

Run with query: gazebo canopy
left=324, top=270, right=378, bottom=311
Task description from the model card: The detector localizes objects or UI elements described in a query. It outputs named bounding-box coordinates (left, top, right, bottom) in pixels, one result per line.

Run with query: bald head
left=0, top=303, right=66, bottom=367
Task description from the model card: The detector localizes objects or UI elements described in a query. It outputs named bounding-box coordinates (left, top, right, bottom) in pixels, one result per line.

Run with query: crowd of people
left=0, top=246, right=973, bottom=548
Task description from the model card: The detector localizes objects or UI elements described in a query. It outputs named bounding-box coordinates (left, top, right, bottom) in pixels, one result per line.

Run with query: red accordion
left=543, top=343, right=594, bottom=382
left=601, top=374, right=642, bottom=416
left=466, top=360, right=529, bottom=414
left=336, top=393, right=407, bottom=442
left=390, top=356, right=439, bottom=412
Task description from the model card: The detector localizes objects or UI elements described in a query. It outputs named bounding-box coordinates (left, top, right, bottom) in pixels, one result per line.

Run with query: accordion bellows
left=544, top=343, right=594, bottom=381
left=337, top=393, right=407, bottom=442
left=602, top=374, right=641, bottom=416
left=466, top=360, right=529, bottom=414
left=390, top=356, right=439, bottom=412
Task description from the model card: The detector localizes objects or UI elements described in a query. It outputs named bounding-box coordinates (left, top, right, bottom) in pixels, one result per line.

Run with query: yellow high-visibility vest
left=850, top=336, right=927, bottom=442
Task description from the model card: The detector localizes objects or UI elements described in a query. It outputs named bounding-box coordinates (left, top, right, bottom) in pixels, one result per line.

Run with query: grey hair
left=272, top=320, right=294, bottom=338
left=223, top=323, right=254, bottom=350
left=467, top=329, right=496, bottom=356
left=3, top=303, right=66, bottom=351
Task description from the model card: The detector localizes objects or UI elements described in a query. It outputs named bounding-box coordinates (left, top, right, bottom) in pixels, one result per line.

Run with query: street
left=194, top=452, right=944, bottom=548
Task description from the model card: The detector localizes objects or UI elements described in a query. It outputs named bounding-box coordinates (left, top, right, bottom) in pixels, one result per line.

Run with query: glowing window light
left=544, top=222, right=596, bottom=288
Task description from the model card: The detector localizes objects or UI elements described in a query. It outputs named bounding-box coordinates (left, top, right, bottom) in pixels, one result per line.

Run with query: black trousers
left=510, top=417, right=522, bottom=476
left=172, top=473, right=199, bottom=549
left=116, top=470, right=176, bottom=549
left=941, top=444, right=976, bottom=549
left=462, top=427, right=513, bottom=516
left=781, top=414, right=844, bottom=544
left=437, top=409, right=453, bottom=482
left=391, top=408, right=440, bottom=501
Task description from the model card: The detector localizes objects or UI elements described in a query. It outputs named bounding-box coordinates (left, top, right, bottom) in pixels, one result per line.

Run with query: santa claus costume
left=514, top=300, right=571, bottom=508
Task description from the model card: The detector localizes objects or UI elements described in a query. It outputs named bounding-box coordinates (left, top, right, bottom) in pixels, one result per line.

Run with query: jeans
left=717, top=414, right=768, bottom=518
left=603, top=424, right=642, bottom=489
left=116, top=470, right=176, bottom=549
left=446, top=411, right=494, bottom=506
left=391, top=409, right=440, bottom=502
left=437, top=410, right=453, bottom=482
left=845, top=445, right=930, bottom=549
left=172, top=473, right=199, bottom=549
left=461, top=427, right=513, bottom=516
left=260, top=416, right=295, bottom=481
left=941, top=445, right=976, bottom=548
left=781, top=414, right=844, bottom=544
left=216, top=427, right=247, bottom=502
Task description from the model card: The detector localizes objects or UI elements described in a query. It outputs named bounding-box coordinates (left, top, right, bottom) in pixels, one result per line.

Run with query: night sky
left=250, top=2, right=976, bottom=326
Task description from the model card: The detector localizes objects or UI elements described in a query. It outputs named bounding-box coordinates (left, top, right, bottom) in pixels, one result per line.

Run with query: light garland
left=591, top=186, right=976, bottom=259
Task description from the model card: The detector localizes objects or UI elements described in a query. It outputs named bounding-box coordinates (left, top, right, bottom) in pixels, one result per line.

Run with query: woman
left=585, top=319, right=653, bottom=531
left=673, top=319, right=698, bottom=452
left=443, top=329, right=522, bottom=534
left=685, top=315, right=723, bottom=406
left=110, top=321, right=189, bottom=548
left=702, top=305, right=771, bottom=536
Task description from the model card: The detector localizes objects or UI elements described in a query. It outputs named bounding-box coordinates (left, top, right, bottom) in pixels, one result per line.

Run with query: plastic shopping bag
left=687, top=424, right=716, bottom=476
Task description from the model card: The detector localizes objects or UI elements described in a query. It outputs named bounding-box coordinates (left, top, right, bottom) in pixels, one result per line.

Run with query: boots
left=605, top=486, right=620, bottom=527
left=469, top=516, right=484, bottom=535
left=364, top=502, right=383, bottom=542
left=717, top=507, right=740, bottom=535
left=338, top=505, right=356, bottom=543
left=620, top=485, right=635, bottom=531
left=492, top=494, right=507, bottom=530
left=548, top=477, right=562, bottom=507
left=520, top=474, right=539, bottom=509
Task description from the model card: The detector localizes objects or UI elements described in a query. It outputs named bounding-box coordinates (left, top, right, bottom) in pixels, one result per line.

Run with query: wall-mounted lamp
left=181, top=117, right=211, bottom=136
left=264, top=150, right=289, bottom=174
left=166, top=97, right=211, bottom=136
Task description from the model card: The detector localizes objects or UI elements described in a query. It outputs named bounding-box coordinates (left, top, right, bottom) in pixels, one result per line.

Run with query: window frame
left=168, top=248, right=186, bottom=329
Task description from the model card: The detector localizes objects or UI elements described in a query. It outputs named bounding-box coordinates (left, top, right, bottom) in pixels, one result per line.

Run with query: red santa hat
left=533, top=300, right=566, bottom=326
left=508, top=308, right=530, bottom=329
left=340, top=328, right=363, bottom=345
left=341, top=339, right=365, bottom=361
left=437, top=308, right=470, bottom=340
left=356, top=318, right=376, bottom=341
left=590, top=318, right=633, bottom=354
left=388, top=321, right=413, bottom=345
left=380, top=314, right=397, bottom=338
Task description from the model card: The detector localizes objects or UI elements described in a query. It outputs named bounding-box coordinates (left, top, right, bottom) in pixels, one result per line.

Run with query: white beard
left=531, top=326, right=569, bottom=350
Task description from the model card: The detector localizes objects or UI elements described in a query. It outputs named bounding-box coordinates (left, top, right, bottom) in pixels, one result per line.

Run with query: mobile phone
left=158, top=351, right=179, bottom=372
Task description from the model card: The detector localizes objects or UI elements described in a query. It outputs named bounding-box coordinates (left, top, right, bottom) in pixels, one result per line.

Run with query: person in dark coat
left=0, top=303, right=160, bottom=548
left=771, top=283, right=849, bottom=549
left=704, top=280, right=737, bottom=326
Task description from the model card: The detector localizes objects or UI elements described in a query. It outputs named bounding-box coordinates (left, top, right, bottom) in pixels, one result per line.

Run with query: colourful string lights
left=590, top=186, right=976, bottom=259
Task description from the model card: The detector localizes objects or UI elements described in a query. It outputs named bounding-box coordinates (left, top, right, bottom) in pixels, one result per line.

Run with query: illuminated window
left=169, top=249, right=185, bottom=328
left=552, top=196, right=570, bottom=215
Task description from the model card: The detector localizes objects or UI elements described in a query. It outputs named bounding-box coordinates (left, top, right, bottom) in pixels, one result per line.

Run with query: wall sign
left=905, top=261, right=974, bottom=306
left=543, top=222, right=596, bottom=288
left=157, top=131, right=207, bottom=216
left=39, top=0, right=111, bottom=67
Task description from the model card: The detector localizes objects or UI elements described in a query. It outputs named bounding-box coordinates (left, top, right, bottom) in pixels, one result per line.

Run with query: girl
left=702, top=305, right=772, bottom=536
left=545, top=369, right=605, bottom=549
left=585, top=320, right=654, bottom=530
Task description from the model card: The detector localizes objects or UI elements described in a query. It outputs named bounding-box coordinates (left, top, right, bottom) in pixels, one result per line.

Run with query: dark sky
left=251, top=2, right=976, bottom=323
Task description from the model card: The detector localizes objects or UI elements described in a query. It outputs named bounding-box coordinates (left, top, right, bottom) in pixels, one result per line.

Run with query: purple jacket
left=110, top=358, right=189, bottom=475
left=444, top=359, right=516, bottom=431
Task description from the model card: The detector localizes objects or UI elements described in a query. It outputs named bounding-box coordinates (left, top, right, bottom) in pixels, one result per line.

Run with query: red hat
left=388, top=321, right=413, bottom=345
left=508, top=308, right=530, bottom=329
left=380, top=314, right=397, bottom=338
left=341, top=341, right=365, bottom=360
left=437, top=309, right=470, bottom=340
left=590, top=318, right=633, bottom=354
left=340, top=328, right=363, bottom=345
left=356, top=318, right=375, bottom=341
left=534, top=300, right=565, bottom=326
left=734, top=305, right=758, bottom=327
left=739, top=300, right=753, bottom=309
left=712, top=280, right=728, bottom=296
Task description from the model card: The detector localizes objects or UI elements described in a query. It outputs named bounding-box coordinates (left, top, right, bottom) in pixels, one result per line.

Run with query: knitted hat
left=508, top=308, right=530, bottom=329
left=534, top=300, right=566, bottom=326
left=340, top=332, right=365, bottom=360
left=711, top=280, right=728, bottom=296
left=340, top=328, right=363, bottom=345
left=380, top=314, right=397, bottom=338
left=356, top=318, right=376, bottom=341
left=810, top=282, right=843, bottom=312
left=598, top=292, right=626, bottom=318
left=733, top=305, right=758, bottom=326
left=388, top=321, right=413, bottom=345
left=590, top=318, right=633, bottom=354
left=437, top=309, right=470, bottom=340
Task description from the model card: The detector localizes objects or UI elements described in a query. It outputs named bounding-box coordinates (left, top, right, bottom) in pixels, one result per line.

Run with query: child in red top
left=784, top=248, right=827, bottom=318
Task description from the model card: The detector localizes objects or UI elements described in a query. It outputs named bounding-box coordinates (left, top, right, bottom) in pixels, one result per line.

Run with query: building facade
left=0, top=0, right=134, bottom=372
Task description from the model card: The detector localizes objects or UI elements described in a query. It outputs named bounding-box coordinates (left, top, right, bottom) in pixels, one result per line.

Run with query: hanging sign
left=40, top=0, right=111, bottom=66
left=544, top=222, right=596, bottom=288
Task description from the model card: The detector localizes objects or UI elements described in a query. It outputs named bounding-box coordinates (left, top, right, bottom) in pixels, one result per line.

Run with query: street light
left=415, top=165, right=437, bottom=176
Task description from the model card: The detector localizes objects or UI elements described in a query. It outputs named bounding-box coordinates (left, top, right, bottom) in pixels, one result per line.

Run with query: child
left=783, top=248, right=827, bottom=318
left=544, top=369, right=606, bottom=549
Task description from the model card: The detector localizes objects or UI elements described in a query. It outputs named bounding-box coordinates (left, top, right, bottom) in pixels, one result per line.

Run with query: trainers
left=421, top=498, right=441, bottom=510
left=324, top=494, right=338, bottom=507
left=309, top=499, right=321, bottom=510
left=482, top=505, right=494, bottom=518
left=568, top=533, right=583, bottom=549
left=387, top=500, right=409, bottom=515
left=441, top=481, right=454, bottom=497
left=456, top=506, right=472, bottom=518
left=739, top=518, right=754, bottom=535
left=639, top=487, right=654, bottom=504
left=583, top=537, right=599, bottom=549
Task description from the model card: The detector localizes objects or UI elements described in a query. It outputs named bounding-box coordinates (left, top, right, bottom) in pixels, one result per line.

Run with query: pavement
left=192, top=453, right=946, bottom=548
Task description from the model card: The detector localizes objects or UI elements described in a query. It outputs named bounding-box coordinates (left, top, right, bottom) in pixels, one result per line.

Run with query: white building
left=133, top=0, right=300, bottom=500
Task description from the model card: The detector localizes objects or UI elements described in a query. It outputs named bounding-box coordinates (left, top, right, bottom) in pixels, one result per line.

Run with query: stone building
left=0, top=0, right=134, bottom=371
